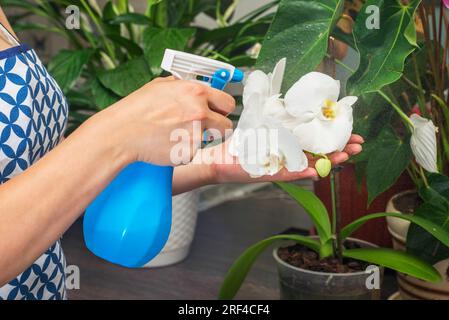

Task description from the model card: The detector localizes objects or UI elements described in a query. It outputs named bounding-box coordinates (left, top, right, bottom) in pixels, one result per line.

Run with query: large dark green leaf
left=256, top=0, right=344, bottom=91
left=347, top=0, right=421, bottom=96
left=219, top=234, right=321, bottom=300
left=142, top=27, right=195, bottom=74
left=340, top=212, right=449, bottom=249
left=275, top=182, right=332, bottom=244
left=407, top=173, right=449, bottom=264
left=97, top=56, right=153, bottom=97
left=343, top=248, right=441, bottom=282
left=365, top=126, right=412, bottom=204
left=47, top=49, right=94, bottom=93
left=91, top=78, right=120, bottom=109
left=106, top=34, right=144, bottom=57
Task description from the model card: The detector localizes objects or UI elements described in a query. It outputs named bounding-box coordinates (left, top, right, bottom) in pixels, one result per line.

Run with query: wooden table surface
left=62, top=185, right=396, bottom=300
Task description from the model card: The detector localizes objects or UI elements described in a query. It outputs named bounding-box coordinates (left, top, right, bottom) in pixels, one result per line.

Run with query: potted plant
left=219, top=178, right=449, bottom=299
left=343, top=1, right=449, bottom=298
left=4, top=0, right=275, bottom=266
left=215, top=0, right=449, bottom=299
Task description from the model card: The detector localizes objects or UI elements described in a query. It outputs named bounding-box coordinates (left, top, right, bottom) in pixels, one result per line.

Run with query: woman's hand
left=208, top=134, right=363, bottom=181
left=173, top=134, right=363, bottom=194
left=89, top=76, right=235, bottom=166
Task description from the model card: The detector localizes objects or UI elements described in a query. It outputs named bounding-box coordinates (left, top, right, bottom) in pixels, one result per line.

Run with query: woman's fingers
left=348, top=134, right=364, bottom=144
left=328, top=152, right=349, bottom=165
left=204, top=110, right=234, bottom=138
left=344, top=143, right=362, bottom=155
left=204, top=86, right=236, bottom=115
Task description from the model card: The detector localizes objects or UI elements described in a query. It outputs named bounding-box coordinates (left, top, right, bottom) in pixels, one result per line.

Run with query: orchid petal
left=410, top=114, right=438, bottom=173
left=284, top=72, right=340, bottom=118
left=293, top=104, right=353, bottom=154
left=338, top=96, right=358, bottom=108
left=242, top=70, right=270, bottom=107
left=277, top=127, right=308, bottom=172
left=269, top=58, right=286, bottom=96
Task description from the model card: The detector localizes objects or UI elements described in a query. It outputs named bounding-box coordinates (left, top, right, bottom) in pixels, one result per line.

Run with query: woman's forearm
left=0, top=112, right=130, bottom=285
left=173, top=163, right=214, bottom=195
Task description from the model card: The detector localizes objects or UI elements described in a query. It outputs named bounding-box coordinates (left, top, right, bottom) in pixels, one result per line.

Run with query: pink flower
left=444, top=0, right=449, bottom=9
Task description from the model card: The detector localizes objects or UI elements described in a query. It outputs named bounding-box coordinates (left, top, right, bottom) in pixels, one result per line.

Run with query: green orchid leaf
left=142, top=27, right=195, bottom=74
left=340, top=212, right=449, bottom=249
left=219, top=234, right=321, bottom=300
left=365, top=125, right=412, bottom=204
left=97, top=56, right=153, bottom=97
left=347, top=0, right=421, bottom=96
left=275, top=182, right=332, bottom=243
left=256, top=0, right=344, bottom=91
left=407, top=173, right=449, bottom=264
left=343, top=248, right=441, bottom=282
left=47, top=49, right=94, bottom=94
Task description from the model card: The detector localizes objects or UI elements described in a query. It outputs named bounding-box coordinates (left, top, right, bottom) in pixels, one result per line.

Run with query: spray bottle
left=83, top=49, right=244, bottom=267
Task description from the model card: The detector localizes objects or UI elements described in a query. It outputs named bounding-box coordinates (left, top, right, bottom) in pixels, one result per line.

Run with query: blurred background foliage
left=3, top=0, right=277, bottom=133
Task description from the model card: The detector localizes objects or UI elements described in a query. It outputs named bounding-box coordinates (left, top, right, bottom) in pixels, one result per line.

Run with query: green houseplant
left=347, top=1, right=449, bottom=298
left=219, top=0, right=449, bottom=299
left=219, top=178, right=449, bottom=299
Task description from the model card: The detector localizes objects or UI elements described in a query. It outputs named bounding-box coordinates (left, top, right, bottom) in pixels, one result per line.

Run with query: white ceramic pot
left=386, top=191, right=449, bottom=299
left=144, top=191, right=199, bottom=268
left=385, top=190, right=416, bottom=251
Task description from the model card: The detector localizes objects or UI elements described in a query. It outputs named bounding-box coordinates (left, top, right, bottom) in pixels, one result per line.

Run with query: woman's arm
left=172, top=135, right=364, bottom=195
left=0, top=114, right=129, bottom=285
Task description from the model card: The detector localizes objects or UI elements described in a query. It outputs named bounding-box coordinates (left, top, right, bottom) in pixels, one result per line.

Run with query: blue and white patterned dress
left=0, top=29, right=69, bottom=299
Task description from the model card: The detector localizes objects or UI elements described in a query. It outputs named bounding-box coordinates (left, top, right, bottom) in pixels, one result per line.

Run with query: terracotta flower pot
left=386, top=191, right=449, bottom=300
left=385, top=190, right=416, bottom=251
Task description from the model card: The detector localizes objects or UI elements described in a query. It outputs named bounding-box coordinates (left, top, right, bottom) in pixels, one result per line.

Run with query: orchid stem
left=330, top=169, right=343, bottom=263
left=326, top=54, right=355, bottom=73
left=419, top=165, right=430, bottom=189
left=377, top=90, right=414, bottom=132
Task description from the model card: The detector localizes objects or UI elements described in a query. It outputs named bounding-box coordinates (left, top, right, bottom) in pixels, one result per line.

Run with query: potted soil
left=274, top=238, right=383, bottom=300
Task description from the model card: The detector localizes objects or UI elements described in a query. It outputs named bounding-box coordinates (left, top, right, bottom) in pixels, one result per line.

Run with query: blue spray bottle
left=83, top=49, right=244, bottom=268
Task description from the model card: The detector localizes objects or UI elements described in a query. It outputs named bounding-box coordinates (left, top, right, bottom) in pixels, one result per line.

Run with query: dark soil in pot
left=393, top=191, right=421, bottom=214
left=277, top=241, right=369, bottom=274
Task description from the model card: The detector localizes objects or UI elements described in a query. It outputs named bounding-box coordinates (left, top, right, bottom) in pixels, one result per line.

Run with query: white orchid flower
left=409, top=114, right=438, bottom=173
left=284, top=72, right=357, bottom=154
left=229, top=92, right=308, bottom=178
left=232, top=60, right=356, bottom=177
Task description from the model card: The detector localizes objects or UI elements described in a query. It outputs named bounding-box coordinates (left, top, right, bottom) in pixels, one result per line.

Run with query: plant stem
left=419, top=165, right=430, bottom=188
left=330, top=169, right=343, bottom=263
left=377, top=90, right=414, bottom=132
left=325, top=53, right=355, bottom=73
left=81, top=0, right=116, bottom=65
